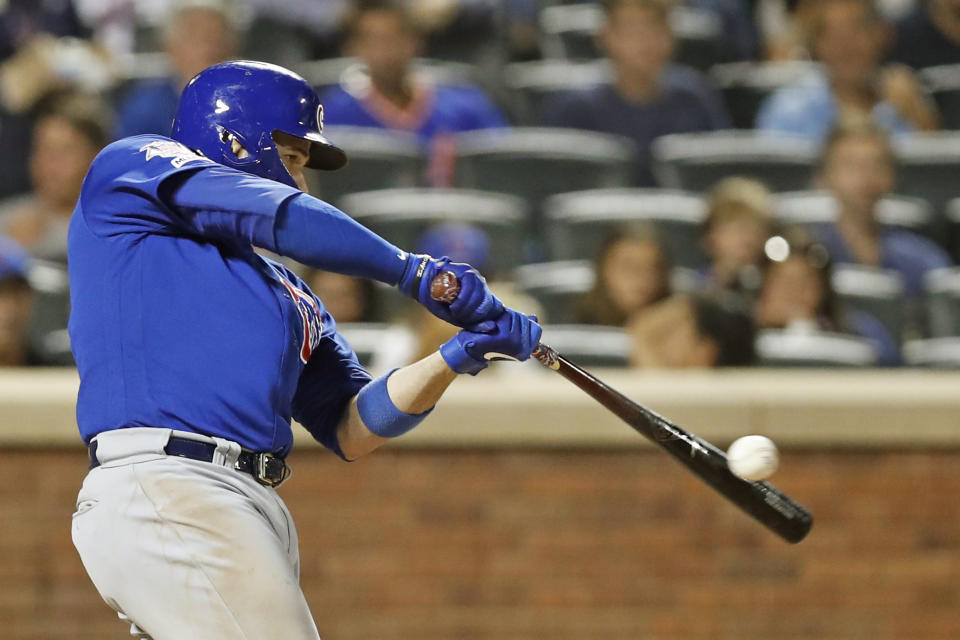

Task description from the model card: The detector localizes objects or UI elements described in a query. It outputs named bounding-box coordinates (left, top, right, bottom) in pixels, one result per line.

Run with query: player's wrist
left=439, top=336, right=487, bottom=375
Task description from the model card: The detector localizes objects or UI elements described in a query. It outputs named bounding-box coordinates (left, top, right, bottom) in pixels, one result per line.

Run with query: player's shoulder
left=96, top=134, right=209, bottom=170
left=83, top=135, right=214, bottom=199
left=88, top=135, right=206, bottom=179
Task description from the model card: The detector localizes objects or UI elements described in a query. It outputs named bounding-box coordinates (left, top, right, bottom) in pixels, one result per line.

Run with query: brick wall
left=2, top=448, right=958, bottom=640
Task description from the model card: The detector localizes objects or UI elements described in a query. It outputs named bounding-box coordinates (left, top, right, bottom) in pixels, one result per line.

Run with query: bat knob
left=430, top=271, right=460, bottom=303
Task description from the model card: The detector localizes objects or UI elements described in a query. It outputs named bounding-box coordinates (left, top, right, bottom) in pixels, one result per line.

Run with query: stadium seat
left=652, top=131, right=817, bottom=193
left=544, top=188, right=708, bottom=268
left=754, top=330, right=879, bottom=367
left=25, top=260, right=73, bottom=366
left=338, top=188, right=528, bottom=274
left=539, top=3, right=725, bottom=71
left=453, top=128, right=635, bottom=234
left=538, top=324, right=632, bottom=367
left=298, top=57, right=479, bottom=96
left=830, top=265, right=906, bottom=340
left=902, top=337, right=960, bottom=368
left=775, top=191, right=934, bottom=238
left=514, top=260, right=594, bottom=323
left=305, top=127, right=424, bottom=207
left=502, top=59, right=612, bottom=124
left=334, top=323, right=392, bottom=369
left=709, top=61, right=822, bottom=129
left=919, top=64, right=960, bottom=130
left=923, top=267, right=960, bottom=337
left=945, top=199, right=960, bottom=261
left=892, top=132, right=960, bottom=213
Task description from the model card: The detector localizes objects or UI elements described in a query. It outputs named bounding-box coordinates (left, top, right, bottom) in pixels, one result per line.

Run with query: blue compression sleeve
left=356, top=370, right=433, bottom=438
left=274, top=194, right=408, bottom=285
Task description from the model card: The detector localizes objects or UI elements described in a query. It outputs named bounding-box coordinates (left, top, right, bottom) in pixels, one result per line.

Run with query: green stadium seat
left=339, top=188, right=528, bottom=274
left=544, top=188, right=708, bottom=268
left=652, top=131, right=817, bottom=193
left=710, top=61, right=821, bottom=129
left=453, top=127, right=635, bottom=235
left=755, top=330, right=878, bottom=367
left=775, top=191, right=935, bottom=239
left=305, top=127, right=424, bottom=207
left=538, top=324, right=631, bottom=367
left=831, top=265, right=906, bottom=341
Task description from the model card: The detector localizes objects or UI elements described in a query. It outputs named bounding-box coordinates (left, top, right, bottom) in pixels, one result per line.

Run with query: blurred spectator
left=0, top=92, right=109, bottom=263
left=407, top=0, right=499, bottom=64
left=700, top=177, right=774, bottom=297
left=577, top=225, right=671, bottom=326
left=0, top=0, right=88, bottom=61
left=542, top=0, right=730, bottom=186
left=627, top=293, right=756, bottom=367
left=0, top=236, right=35, bottom=366
left=890, top=0, right=960, bottom=68
left=113, top=0, right=241, bottom=139
left=321, top=0, right=505, bottom=185
left=687, top=0, right=761, bottom=62
left=813, top=123, right=950, bottom=298
left=755, top=230, right=901, bottom=365
left=756, top=0, right=938, bottom=140
left=304, top=271, right=379, bottom=324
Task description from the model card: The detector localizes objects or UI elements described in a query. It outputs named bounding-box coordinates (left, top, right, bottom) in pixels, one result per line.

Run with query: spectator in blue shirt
left=890, top=0, right=960, bottom=69
left=756, top=0, right=938, bottom=141
left=813, top=123, right=950, bottom=299
left=320, top=0, right=505, bottom=185
left=542, top=0, right=730, bottom=186
left=113, top=1, right=240, bottom=139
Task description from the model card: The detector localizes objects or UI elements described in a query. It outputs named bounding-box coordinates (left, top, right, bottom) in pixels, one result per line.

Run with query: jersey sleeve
left=79, top=134, right=301, bottom=249
left=291, top=309, right=373, bottom=460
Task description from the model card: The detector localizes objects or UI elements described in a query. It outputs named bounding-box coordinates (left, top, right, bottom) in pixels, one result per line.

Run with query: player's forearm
left=273, top=194, right=408, bottom=285
left=337, top=352, right=457, bottom=460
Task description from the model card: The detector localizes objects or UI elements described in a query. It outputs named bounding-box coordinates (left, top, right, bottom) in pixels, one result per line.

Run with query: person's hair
left=578, top=224, right=671, bottom=327
left=703, top=177, right=773, bottom=236
left=165, top=0, right=242, bottom=39
left=601, top=0, right=672, bottom=23
left=804, top=0, right=882, bottom=46
left=342, top=0, right=420, bottom=38
left=762, top=226, right=839, bottom=329
left=33, top=90, right=111, bottom=150
left=689, top=293, right=756, bottom=366
left=818, top=121, right=896, bottom=172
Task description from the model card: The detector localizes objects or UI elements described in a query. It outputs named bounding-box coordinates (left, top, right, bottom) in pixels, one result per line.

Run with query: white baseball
left=726, top=435, right=779, bottom=481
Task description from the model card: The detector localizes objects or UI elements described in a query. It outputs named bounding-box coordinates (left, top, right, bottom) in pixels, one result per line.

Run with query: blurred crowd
left=3, top=0, right=960, bottom=370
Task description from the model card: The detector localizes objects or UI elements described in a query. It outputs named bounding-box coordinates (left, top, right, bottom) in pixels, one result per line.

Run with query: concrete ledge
left=2, top=366, right=959, bottom=449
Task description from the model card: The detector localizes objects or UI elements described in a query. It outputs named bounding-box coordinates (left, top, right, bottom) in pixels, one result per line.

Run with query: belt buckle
left=255, top=452, right=290, bottom=488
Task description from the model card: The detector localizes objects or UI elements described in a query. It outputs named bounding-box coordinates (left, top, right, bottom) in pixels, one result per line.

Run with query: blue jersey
left=68, top=134, right=372, bottom=456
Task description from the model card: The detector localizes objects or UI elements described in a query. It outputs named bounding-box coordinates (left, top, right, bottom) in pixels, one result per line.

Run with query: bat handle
left=430, top=271, right=560, bottom=371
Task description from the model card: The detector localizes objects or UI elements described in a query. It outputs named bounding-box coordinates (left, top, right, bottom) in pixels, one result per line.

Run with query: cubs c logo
left=277, top=275, right=323, bottom=363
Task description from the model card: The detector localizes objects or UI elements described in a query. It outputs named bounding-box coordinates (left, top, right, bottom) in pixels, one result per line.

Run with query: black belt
left=88, top=436, right=291, bottom=488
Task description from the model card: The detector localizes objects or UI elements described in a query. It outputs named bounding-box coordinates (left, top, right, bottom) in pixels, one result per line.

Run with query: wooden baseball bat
left=432, top=272, right=813, bottom=543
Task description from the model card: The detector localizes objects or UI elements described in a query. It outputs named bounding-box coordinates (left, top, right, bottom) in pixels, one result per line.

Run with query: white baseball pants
left=71, top=428, right=322, bottom=639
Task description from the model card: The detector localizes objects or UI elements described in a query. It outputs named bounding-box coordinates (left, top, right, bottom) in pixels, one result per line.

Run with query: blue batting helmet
left=171, top=60, right=347, bottom=189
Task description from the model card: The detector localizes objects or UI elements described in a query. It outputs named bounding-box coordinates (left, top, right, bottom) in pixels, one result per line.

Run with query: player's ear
left=219, top=129, right=249, bottom=159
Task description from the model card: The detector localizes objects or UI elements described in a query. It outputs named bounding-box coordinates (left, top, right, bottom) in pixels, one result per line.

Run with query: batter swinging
left=68, top=60, right=541, bottom=639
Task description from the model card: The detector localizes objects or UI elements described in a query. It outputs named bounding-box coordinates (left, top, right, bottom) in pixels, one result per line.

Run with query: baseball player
left=68, top=60, right=541, bottom=639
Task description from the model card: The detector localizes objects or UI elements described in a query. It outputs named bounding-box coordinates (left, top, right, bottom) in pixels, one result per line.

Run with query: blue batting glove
left=397, top=253, right=504, bottom=331
left=440, top=309, right=542, bottom=375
